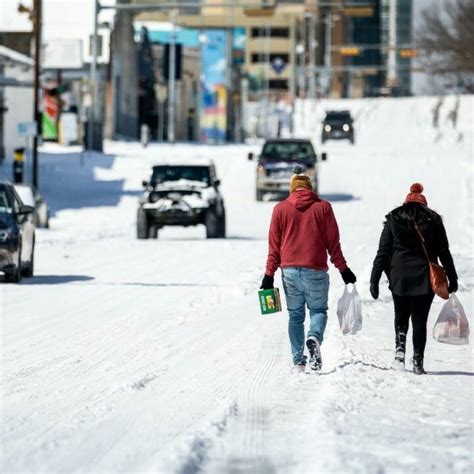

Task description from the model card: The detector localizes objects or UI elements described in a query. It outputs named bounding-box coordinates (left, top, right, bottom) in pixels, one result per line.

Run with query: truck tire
left=217, top=209, right=226, bottom=238
left=137, top=209, right=149, bottom=239
left=149, top=225, right=159, bottom=239
left=205, top=208, right=219, bottom=239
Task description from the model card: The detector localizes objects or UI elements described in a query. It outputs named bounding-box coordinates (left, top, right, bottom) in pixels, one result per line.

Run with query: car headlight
left=324, top=124, right=331, bottom=132
left=343, top=124, right=350, bottom=132
left=149, top=191, right=160, bottom=203
left=0, top=230, right=13, bottom=243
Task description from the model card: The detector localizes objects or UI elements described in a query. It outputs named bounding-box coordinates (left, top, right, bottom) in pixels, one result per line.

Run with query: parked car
left=249, top=139, right=326, bottom=201
left=14, top=183, right=50, bottom=228
left=137, top=161, right=226, bottom=239
left=321, top=110, right=355, bottom=144
left=0, top=180, right=35, bottom=282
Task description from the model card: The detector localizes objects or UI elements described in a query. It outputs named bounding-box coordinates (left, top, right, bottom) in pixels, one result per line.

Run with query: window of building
left=269, top=79, right=288, bottom=90
left=251, top=53, right=289, bottom=63
left=250, top=27, right=290, bottom=38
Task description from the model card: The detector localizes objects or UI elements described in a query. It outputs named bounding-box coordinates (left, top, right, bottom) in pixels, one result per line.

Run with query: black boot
left=392, top=330, right=406, bottom=370
left=413, top=354, right=426, bottom=375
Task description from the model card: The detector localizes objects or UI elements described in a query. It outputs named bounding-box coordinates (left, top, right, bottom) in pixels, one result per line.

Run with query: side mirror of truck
left=248, top=152, right=254, bottom=161
left=321, top=152, right=327, bottom=161
left=214, top=179, right=221, bottom=187
left=142, top=180, right=149, bottom=187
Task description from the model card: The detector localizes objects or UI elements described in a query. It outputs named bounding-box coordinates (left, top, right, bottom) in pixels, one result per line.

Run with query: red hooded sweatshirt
left=265, top=189, right=348, bottom=276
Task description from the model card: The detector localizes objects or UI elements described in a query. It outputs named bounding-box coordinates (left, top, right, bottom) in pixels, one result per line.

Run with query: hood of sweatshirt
left=287, top=188, right=320, bottom=211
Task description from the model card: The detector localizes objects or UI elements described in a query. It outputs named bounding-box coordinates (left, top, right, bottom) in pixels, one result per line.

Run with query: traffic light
left=340, top=47, right=362, bottom=56
left=400, top=49, right=418, bottom=58
left=164, top=44, right=182, bottom=80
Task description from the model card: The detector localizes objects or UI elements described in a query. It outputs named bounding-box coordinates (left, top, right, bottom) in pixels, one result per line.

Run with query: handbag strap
left=411, top=218, right=431, bottom=264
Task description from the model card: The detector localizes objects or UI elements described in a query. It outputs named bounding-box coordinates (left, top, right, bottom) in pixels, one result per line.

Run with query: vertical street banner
left=200, top=30, right=227, bottom=143
left=42, top=87, right=58, bottom=140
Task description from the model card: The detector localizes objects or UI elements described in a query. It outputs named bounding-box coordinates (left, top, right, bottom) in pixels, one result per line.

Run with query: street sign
left=17, top=122, right=37, bottom=137
left=271, top=57, right=287, bottom=75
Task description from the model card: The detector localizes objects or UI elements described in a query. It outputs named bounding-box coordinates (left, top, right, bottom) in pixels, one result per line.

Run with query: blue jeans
left=282, top=268, right=329, bottom=365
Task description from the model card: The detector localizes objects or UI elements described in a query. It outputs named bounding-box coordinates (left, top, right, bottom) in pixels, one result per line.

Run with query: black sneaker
left=306, top=337, right=322, bottom=371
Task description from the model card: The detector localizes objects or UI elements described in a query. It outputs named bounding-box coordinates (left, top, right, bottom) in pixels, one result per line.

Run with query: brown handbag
left=413, top=221, right=449, bottom=299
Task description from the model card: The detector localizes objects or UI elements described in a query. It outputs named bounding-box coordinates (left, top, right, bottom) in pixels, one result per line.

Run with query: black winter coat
left=370, top=203, right=457, bottom=296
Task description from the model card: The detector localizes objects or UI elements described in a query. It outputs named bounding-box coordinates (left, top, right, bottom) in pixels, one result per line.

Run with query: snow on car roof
left=152, top=158, right=214, bottom=167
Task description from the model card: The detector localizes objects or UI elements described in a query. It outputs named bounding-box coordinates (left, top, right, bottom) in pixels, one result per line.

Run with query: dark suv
left=322, top=110, right=355, bottom=144
left=0, top=180, right=35, bottom=282
left=137, top=161, right=226, bottom=239
left=249, top=139, right=326, bottom=201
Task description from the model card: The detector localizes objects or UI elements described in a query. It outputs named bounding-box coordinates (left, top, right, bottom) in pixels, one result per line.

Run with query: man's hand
left=260, top=274, right=274, bottom=289
left=448, top=279, right=458, bottom=294
left=370, top=282, right=379, bottom=300
left=341, top=268, right=357, bottom=285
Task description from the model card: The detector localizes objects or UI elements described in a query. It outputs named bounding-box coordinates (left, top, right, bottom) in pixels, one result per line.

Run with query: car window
left=151, top=166, right=211, bottom=186
left=261, top=142, right=315, bottom=160
left=325, top=112, right=351, bottom=121
left=14, top=185, right=35, bottom=206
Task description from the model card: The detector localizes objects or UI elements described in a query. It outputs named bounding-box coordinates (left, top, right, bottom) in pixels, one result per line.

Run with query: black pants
left=392, top=294, right=434, bottom=357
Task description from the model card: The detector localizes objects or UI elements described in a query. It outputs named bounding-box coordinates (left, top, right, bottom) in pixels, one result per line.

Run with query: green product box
left=258, top=288, right=282, bottom=315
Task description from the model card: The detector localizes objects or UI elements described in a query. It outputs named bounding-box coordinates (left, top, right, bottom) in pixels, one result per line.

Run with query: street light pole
left=32, top=0, right=42, bottom=189
left=88, top=0, right=100, bottom=152
left=168, top=9, right=177, bottom=144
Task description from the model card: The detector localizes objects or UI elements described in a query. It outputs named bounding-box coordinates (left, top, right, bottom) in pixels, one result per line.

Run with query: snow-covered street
left=1, top=97, right=473, bottom=473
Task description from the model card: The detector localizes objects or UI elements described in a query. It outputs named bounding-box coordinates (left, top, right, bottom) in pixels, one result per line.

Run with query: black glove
left=448, top=279, right=458, bottom=294
left=370, top=282, right=379, bottom=300
left=260, top=274, right=274, bottom=289
left=341, top=268, right=357, bottom=285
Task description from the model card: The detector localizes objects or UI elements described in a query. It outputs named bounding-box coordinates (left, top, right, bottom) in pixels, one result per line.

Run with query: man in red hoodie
left=261, top=170, right=356, bottom=372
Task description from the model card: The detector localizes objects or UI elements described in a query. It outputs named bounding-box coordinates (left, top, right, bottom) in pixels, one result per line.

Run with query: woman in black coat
left=370, top=183, right=458, bottom=374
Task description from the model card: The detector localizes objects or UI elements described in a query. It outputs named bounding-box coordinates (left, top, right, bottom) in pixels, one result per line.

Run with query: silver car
left=14, top=183, right=50, bottom=228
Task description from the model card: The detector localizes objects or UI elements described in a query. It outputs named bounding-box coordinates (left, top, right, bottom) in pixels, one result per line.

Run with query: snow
left=1, top=96, right=473, bottom=473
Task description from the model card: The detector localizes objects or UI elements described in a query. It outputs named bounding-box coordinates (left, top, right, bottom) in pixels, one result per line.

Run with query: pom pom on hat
left=410, top=183, right=424, bottom=193
left=404, top=182, right=427, bottom=206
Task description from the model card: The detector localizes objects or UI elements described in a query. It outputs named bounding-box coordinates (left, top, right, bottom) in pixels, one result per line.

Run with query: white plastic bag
left=433, top=294, right=470, bottom=345
left=336, top=284, right=363, bottom=335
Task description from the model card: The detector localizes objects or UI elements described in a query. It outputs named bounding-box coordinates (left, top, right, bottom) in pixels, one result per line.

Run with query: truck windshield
left=151, top=166, right=211, bottom=186
left=326, top=112, right=351, bottom=122
left=261, top=142, right=315, bottom=160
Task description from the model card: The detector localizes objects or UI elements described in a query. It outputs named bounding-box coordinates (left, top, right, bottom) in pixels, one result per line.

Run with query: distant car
left=137, top=161, right=226, bottom=239
left=322, top=110, right=355, bottom=144
left=14, top=184, right=50, bottom=228
left=0, top=180, right=35, bottom=282
left=249, top=139, right=326, bottom=201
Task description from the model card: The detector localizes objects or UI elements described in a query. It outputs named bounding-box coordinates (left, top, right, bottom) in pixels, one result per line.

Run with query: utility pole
left=168, top=9, right=177, bottom=143
left=32, top=0, right=42, bottom=189
left=88, top=0, right=100, bottom=152
left=308, top=12, right=316, bottom=100
left=324, top=11, right=332, bottom=97
left=387, top=0, right=398, bottom=91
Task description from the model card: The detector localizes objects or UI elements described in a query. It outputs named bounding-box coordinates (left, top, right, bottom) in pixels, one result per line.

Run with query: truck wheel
left=149, top=225, right=159, bottom=239
left=217, top=209, right=226, bottom=238
left=137, top=209, right=149, bottom=239
left=205, top=209, right=219, bottom=239
left=256, top=189, right=264, bottom=201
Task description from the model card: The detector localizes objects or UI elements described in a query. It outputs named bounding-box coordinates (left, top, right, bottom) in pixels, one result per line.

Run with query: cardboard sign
left=258, top=288, right=282, bottom=315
